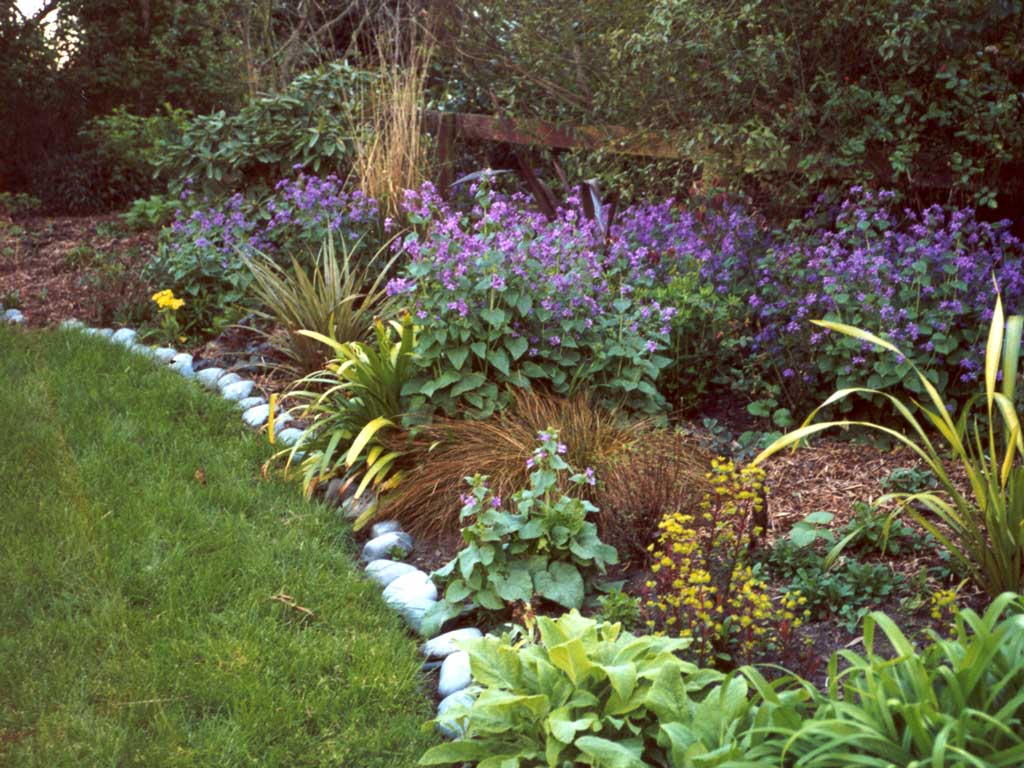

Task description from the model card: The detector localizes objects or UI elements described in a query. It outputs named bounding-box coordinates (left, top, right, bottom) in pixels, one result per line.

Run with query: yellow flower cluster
left=152, top=289, right=184, bottom=311
left=930, top=588, right=960, bottom=621
left=642, top=460, right=808, bottom=664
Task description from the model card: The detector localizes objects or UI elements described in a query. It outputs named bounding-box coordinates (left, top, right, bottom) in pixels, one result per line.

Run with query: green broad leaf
left=804, top=511, right=834, bottom=525
left=446, top=346, right=470, bottom=370
left=518, top=518, right=545, bottom=540
left=418, top=370, right=462, bottom=397
left=468, top=640, right=525, bottom=689
left=459, top=549, right=481, bottom=581
left=660, top=722, right=699, bottom=765
left=575, top=736, right=647, bottom=768
left=521, top=361, right=548, bottom=379
left=644, top=663, right=690, bottom=723
left=471, top=341, right=488, bottom=359
left=547, top=637, right=593, bottom=686
left=516, top=294, right=533, bottom=315
left=450, top=372, right=487, bottom=397
left=480, top=308, right=506, bottom=327
left=491, top=562, right=533, bottom=602
left=596, top=663, right=637, bottom=705
left=488, top=348, right=511, bottom=376
left=548, top=707, right=598, bottom=744
left=446, top=580, right=472, bottom=603
left=420, top=600, right=465, bottom=638
left=475, top=587, right=505, bottom=611
left=789, top=526, right=818, bottom=548
left=505, top=336, right=529, bottom=360
left=534, top=562, right=584, bottom=608
left=419, top=740, right=508, bottom=765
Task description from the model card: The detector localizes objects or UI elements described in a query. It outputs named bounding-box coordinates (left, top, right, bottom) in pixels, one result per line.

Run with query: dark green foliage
left=439, top=0, right=1024, bottom=214
left=0, top=0, right=244, bottom=212
left=841, top=500, right=933, bottom=557
left=154, top=63, right=373, bottom=199
left=636, top=262, right=744, bottom=413
left=424, top=433, right=618, bottom=635
left=760, top=512, right=909, bottom=631
left=595, top=588, right=642, bottom=631
left=421, top=597, right=1024, bottom=767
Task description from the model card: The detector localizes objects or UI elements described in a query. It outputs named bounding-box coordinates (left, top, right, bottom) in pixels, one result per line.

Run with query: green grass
left=0, top=327, right=436, bottom=766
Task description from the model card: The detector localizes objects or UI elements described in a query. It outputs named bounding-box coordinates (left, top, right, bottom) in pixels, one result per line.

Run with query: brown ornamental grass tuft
left=381, top=389, right=711, bottom=553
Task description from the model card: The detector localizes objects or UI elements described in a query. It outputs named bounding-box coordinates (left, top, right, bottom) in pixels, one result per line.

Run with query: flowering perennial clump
left=152, top=172, right=382, bottom=333
left=643, top=459, right=808, bottom=665
left=387, top=178, right=681, bottom=416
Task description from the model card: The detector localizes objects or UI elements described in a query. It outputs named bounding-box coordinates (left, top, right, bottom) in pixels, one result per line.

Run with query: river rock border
left=3, top=314, right=480, bottom=739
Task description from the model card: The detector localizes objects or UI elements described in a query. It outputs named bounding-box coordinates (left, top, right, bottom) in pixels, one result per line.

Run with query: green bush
left=243, top=232, right=400, bottom=377
left=80, top=105, right=193, bottom=205
left=756, top=292, right=1024, bottom=596
left=286, top=313, right=419, bottom=525
left=636, top=261, right=744, bottom=412
left=421, top=598, right=1024, bottom=767
left=441, top=0, right=1024, bottom=213
left=154, top=62, right=373, bottom=199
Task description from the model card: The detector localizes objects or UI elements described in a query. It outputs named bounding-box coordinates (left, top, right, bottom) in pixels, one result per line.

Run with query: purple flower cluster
left=700, top=187, right=1024, bottom=403
left=154, top=173, right=383, bottom=333
left=389, top=180, right=686, bottom=413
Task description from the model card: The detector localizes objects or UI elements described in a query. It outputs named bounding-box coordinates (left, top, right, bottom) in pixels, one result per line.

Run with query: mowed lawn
left=0, top=327, right=435, bottom=766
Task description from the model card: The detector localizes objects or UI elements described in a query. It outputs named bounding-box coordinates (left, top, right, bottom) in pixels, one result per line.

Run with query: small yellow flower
left=152, top=289, right=184, bottom=311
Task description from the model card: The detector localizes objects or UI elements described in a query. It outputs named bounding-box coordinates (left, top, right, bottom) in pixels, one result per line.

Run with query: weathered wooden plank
left=423, top=110, right=680, bottom=159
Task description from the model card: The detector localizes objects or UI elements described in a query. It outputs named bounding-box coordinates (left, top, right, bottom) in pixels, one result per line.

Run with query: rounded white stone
left=365, top=559, right=418, bottom=588
left=221, top=379, right=255, bottom=401
left=438, top=651, right=472, bottom=697
left=111, top=328, right=137, bottom=345
left=383, top=570, right=437, bottom=606
left=275, top=427, right=304, bottom=446
left=371, top=520, right=403, bottom=538
left=422, top=628, right=483, bottom=659
left=361, top=531, right=413, bottom=562
left=153, top=347, right=178, bottom=363
left=217, top=372, right=242, bottom=390
left=196, top=367, right=226, bottom=389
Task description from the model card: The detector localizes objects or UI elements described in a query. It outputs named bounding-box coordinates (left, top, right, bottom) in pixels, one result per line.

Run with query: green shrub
left=423, top=432, right=618, bottom=635
left=635, top=261, right=744, bottom=412
left=595, top=588, right=641, bottom=631
left=154, top=63, right=372, bottom=199
left=122, top=194, right=181, bottom=230
left=0, top=192, right=41, bottom=219
left=443, top=1, right=1024, bottom=213
left=286, top=313, right=418, bottom=525
left=772, top=594, right=1024, bottom=767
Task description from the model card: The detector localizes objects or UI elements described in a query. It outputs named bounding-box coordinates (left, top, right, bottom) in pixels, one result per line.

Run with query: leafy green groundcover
left=0, top=327, right=435, bottom=766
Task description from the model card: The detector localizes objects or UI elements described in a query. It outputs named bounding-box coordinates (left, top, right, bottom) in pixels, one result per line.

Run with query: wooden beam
left=423, top=110, right=679, bottom=159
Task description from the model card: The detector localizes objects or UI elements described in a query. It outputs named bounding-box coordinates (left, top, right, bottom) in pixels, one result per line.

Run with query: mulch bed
left=0, top=215, right=156, bottom=326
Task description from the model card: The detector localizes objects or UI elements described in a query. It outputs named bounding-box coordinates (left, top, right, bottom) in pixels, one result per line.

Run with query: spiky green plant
left=754, top=291, right=1023, bottom=596
left=243, top=231, right=400, bottom=377
left=284, top=313, right=417, bottom=528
